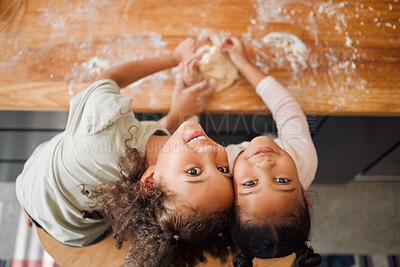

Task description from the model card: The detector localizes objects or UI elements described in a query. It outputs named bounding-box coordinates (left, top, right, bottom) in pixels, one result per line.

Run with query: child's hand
left=173, top=37, right=211, bottom=64
left=181, top=53, right=203, bottom=87
left=221, top=36, right=249, bottom=66
left=169, top=64, right=215, bottom=119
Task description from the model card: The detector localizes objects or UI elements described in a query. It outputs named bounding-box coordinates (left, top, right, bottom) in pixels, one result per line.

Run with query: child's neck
left=145, top=134, right=169, bottom=167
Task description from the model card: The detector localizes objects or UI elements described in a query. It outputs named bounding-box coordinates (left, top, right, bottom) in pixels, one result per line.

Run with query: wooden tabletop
left=1, top=0, right=399, bottom=115
left=37, top=227, right=295, bottom=267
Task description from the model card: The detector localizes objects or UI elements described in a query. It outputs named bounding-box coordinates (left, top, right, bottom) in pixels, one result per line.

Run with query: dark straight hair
left=230, top=190, right=322, bottom=267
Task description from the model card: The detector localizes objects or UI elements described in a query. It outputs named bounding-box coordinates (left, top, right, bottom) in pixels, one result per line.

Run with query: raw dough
left=197, top=45, right=238, bottom=92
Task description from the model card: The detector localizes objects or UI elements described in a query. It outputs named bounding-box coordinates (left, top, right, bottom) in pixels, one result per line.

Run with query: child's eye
left=217, top=167, right=229, bottom=173
left=187, top=168, right=201, bottom=175
left=275, top=178, right=289, bottom=184
left=243, top=181, right=258, bottom=187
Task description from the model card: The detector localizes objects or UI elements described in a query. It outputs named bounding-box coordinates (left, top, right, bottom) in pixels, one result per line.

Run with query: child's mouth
left=252, top=146, right=276, bottom=156
left=186, top=131, right=207, bottom=143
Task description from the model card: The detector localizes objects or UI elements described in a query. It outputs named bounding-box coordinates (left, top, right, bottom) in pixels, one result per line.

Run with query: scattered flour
left=255, top=0, right=291, bottom=23
left=260, top=32, right=309, bottom=72
left=241, top=0, right=374, bottom=110
left=345, top=36, right=353, bottom=47
left=66, top=33, right=169, bottom=94
left=128, top=70, right=172, bottom=89
left=5, top=0, right=388, bottom=112
left=52, top=17, right=66, bottom=29
left=81, top=57, right=110, bottom=77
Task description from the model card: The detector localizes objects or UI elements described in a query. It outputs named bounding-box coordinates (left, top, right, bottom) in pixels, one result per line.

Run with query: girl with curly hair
left=219, top=36, right=322, bottom=267
left=16, top=37, right=235, bottom=266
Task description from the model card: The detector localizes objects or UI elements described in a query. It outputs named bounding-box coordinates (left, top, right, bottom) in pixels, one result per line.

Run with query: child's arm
left=222, top=37, right=317, bottom=188
left=221, top=37, right=265, bottom=88
left=158, top=68, right=214, bottom=133
left=97, top=37, right=213, bottom=133
left=96, top=55, right=178, bottom=88
left=158, top=51, right=214, bottom=133
left=256, top=79, right=317, bottom=189
left=97, top=37, right=210, bottom=88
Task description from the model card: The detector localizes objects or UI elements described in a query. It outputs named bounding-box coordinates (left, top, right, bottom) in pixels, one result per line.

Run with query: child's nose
left=255, top=159, right=275, bottom=170
left=195, top=144, right=217, bottom=154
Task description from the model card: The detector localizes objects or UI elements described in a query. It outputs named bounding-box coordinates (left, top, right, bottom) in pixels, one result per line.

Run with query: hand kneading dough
left=198, top=45, right=239, bottom=92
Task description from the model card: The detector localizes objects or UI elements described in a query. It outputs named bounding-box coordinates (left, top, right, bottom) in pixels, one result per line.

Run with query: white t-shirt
left=16, top=79, right=168, bottom=247
left=226, top=76, right=318, bottom=189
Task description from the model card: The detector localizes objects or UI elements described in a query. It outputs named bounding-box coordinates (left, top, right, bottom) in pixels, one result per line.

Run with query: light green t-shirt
left=15, top=79, right=168, bottom=247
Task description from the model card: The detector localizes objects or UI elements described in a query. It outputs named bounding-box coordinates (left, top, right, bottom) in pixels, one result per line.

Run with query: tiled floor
left=310, top=181, right=400, bottom=254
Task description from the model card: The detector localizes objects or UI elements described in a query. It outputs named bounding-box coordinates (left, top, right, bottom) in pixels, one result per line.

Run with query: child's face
left=232, top=136, right=307, bottom=223
left=153, top=121, right=234, bottom=212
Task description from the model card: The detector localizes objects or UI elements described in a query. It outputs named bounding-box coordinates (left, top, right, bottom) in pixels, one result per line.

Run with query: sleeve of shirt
left=225, top=141, right=250, bottom=174
left=255, top=76, right=318, bottom=189
left=65, top=79, right=133, bottom=136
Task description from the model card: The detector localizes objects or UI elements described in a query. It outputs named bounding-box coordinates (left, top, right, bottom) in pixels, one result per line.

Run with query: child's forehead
left=235, top=191, right=301, bottom=224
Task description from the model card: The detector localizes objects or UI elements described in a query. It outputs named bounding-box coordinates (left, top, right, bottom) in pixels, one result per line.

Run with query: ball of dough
left=197, top=45, right=239, bottom=92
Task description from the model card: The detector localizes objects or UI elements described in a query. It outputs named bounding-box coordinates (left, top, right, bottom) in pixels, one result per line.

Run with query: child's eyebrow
left=184, top=179, right=206, bottom=184
left=238, top=187, right=261, bottom=197
left=276, top=188, right=296, bottom=193
left=238, top=186, right=295, bottom=196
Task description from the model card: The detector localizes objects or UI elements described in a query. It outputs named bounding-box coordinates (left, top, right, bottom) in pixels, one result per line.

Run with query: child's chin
left=249, top=136, right=276, bottom=147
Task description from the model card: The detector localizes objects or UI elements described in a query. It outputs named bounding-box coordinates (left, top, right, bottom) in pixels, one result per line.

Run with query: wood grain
left=1, top=0, right=399, bottom=115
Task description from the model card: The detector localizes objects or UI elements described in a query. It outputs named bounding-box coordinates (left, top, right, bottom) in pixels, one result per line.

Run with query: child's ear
left=140, top=165, right=155, bottom=185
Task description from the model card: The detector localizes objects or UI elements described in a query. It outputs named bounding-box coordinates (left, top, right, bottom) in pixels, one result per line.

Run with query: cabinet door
left=313, top=117, right=400, bottom=183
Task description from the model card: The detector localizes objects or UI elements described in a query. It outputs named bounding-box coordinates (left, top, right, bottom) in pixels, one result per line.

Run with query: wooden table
left=1, top=0, right=399, bottom=115
left=37, top=227, right=295, bottom=267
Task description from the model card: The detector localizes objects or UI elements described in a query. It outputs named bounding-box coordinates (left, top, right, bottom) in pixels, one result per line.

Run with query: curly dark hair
left=84, top=147, right=234, bottom=267
left=230, top=191, right=322, bottom=267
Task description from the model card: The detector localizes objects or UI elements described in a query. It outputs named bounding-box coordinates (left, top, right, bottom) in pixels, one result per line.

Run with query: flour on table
left=197, top=45, right=238, bottom=93
left=82, top=57, right=110, bottom=77
left=261, top=32, right=309, bottom=72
